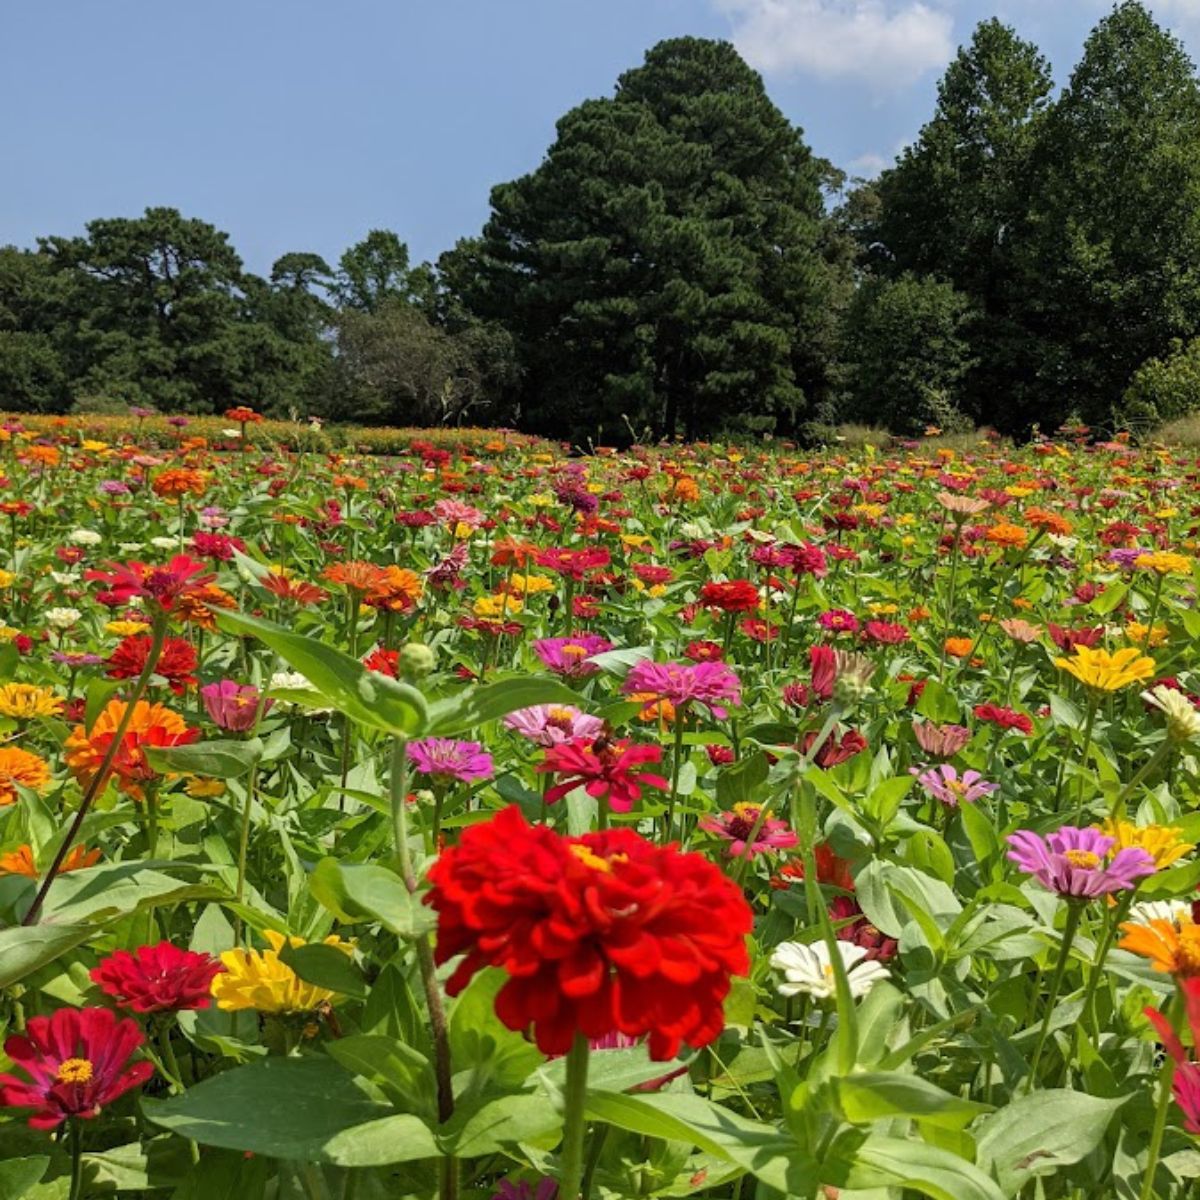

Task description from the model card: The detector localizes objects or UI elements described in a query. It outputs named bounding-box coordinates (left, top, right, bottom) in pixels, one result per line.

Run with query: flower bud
left=398, top=641, right=436, bottom=681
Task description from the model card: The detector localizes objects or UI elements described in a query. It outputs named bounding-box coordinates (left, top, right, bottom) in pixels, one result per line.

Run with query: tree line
left=3, top=1, right=1200, bottom=441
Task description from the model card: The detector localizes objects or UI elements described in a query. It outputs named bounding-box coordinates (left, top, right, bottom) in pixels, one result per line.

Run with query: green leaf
left=0, top=924, right=94, bottom=987
left=440, top=1094, right=563, bottom=1156
left=836, top=1072, right=990, bottom=1130
left=278, top=942, right=367, bottom=1000
left=425, top=675, right=586, bottom=736
left=716, top=750, right=770, bottom=807
left=1089, top=581, right=1128, bottom=616
left=449, top=968, right=545, bottom=1088
left=38, top=863, right=224, bottom=924
left=309, top=857, right=431, bottom=938
left=84, top=678, right=121, bottom=733
left=145, top=738, right=263, bottom=780
left=0, top=1156, right=49, bottom=1197
left=584, top=1091, right=817, bottom=1195
left=325, top=1033, right=437, bottom=1117
left=973, top=1088, right=1128, bottom=1195
left=841, top=1134, right=1006, bottom=1200
left=916, top=680, right=961, bottom=724
left=143, top=1056, right=438, bottom=1166
left=214, top=608, right=428, bottom=736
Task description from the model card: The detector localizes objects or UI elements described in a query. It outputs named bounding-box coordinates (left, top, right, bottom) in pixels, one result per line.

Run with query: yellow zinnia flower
left=1055, top=645, right=1155, bottom=692
left=1134, top=551, right=1191, bottom=575
left=212, top=930, right=354, bottom=1013
left=1100, top=819, right=1193, bottom=871
left=106, top=620, right=150, bottom=637
left=473, top=594, right=523, bottom=618
left=0, top=684, right=64, bottom=720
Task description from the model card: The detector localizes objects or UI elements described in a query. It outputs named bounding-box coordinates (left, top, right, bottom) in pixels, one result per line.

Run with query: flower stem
left=1024, top=902, right=1083, bottom=1094
left=68, top=1120, right=83, bottom=1200
left=662, top=714, right=687, bottom=846
left=1111, top=740, right=1172, bottom=822
left=23, top=617, right=168, bottom=926
left=1141, top=993, right=1182, bottom=1200
left=558, top=1033, right=591, bottom=1200
left=1070, top=693, right=1100, bottom=823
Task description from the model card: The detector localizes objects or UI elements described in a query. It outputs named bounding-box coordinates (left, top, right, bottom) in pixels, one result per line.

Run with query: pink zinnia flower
left=913, top=721, right=971, bottom=758
left=818, top=609, right=860, bottom=633
left=0, top=1006, right=154, bottom=1129
left=408, top=738, right=494, bottom=783
left=699, top=802, right=798, bottom=857
left=433, top=498, right=485, bottom=530
left=503, top=704, right=605, bottom=747
left=912, top=764, right=996, bottom=807
left=622, top=661, right=742, bottom=720
left=1006, top=826, right=1154, bottom=897
left=537, top=737, right=667, bottom=812
left=201, top=681, right=270, bottom=732
left=532, top=635, right=613, bottom=678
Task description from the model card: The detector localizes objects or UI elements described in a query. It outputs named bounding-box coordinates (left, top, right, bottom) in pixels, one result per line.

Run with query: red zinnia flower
left=90, top=941, right=224, bottom=1013
left=426, top=805, right=753, bottom=1058
left=535, top=546, right=611, bottom=581
left=538, top=736, right=668, bottom=812
left=861, top=620, right=909, bottom=645
left=107, top=635, right=198, bottom=694
left=85, top=556, right=214, bottom=614
left=973, top=703, right=1034, bottom=735
left=801, top=728, right=868, bottom=768
left=699, top=580, right=759, bottom=613
left=0, top=1006, right=154, bottom=1129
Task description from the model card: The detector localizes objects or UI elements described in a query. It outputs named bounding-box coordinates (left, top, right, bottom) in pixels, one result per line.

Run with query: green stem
left=558, top=1033, right=591, bottom=1200
left=662, top=714, right=687, bottom=846
left=23, top=616, right=168, bottom=925
left=1070, top=694, right=1100, bottom=823
left=1079, top=892, right=1133, bottom=1056
left=938, top=531, right=961, bottom=683
left=1024, top=903, right=1084, bottom=1094
left=1111, top=740, right=1172, bottom=821
left=580, top=1123, right=609, bottom=1200
left=68, top=1120, right=83, bottom=1200
left=1141, top=994, right=1181, bottom=1200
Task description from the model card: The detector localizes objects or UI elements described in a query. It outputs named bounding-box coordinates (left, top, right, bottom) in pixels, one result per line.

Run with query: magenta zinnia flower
left=912, top=764, right=996, bottom=807
left=1006, top=826, right=1155, bottom=897
left=201, top=680, right=270, bottom=731
left=503, top=704, right=605, bottom=747
left=698, top=802, right=798, bottom=857
left=91, top=941, right=224, bottom=1013
left=532, top=635, right=613, bottom=678
left=622, top=661, right=742, bottom=720
left=0, top=1006, right=154, bottom=1129
left=537, top=736, right=667, bottom=812
left=408, top=738, right=494, bottom=783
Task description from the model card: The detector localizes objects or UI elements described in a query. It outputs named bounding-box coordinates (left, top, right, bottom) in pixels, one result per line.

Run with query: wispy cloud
left=714, top=0, right=955, bottom=88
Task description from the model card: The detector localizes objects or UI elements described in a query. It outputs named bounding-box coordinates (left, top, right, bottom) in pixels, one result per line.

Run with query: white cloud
left=715, top=0, right=955, bottom=87
left=848, top=151, right=889, bottom=173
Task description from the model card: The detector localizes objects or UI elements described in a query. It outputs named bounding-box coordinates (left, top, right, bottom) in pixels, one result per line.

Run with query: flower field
left=3, top=417, right=1200, bottom=1199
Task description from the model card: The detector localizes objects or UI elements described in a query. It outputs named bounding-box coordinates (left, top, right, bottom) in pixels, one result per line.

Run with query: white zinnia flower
left=269, top=671, right=332, bottom=715
left=1143, top=684, right=1200, bottom=743
left=118, top=542, right=144, bottom=554
left=1127, top=899, right=1192, bottom=929
left=44, top=607, right=82, bottom=630
left=150, top=536, right=178, bottom=550
left=770, top=939, right=889, bottom=1000
left=68, top=529, right=102, bottom=546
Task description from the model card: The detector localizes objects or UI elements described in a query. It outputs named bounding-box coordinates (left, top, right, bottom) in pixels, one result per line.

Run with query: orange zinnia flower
left=63, top=699, right=199, bottom=800
left=1120, top=916, right=1200, bottom=978
left=173, top=582, right=237, bottom=630
left=0, top=843, right=101, bottom=878
left=985, top=523, right=1029, bottom=550
left=323, top=561, right=388, bottom=594
left=1024, top=507, right=1072, bottom=537
left=366, top=566, right=424, bottom=613
left=152, top=468, right=207, bottom=500
left=0, top=747, right=52, bottom=806
left=943, top=637, right=974, bottom=659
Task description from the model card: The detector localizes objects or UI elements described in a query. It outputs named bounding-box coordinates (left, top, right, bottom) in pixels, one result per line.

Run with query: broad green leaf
left=584, top=1091, right=817, bottom=1195
left=278, top=941, right=367, bottom=1000
left=440, top=1094, right=562, bottom=1156
left=0, top=924, right=94, bottom=987
left=449, top=968, right=545, bottom=1088
left=145, top=738, right=263, bottom=780
left=425, top=674, right=586, bottom=736
left=144, top=1056, right=438, bottom=1165
left=0, top=1156, right=49, bottom=1197
left=214, top=608, right=428, bottom=736
left=836, top=1071, right=990, bottom=1130
left=39, top=863, right=224, bottom=924
left=841, top=1134, right=1006, bottom=1200
left=973, top=1088, right=1128, bottom=1195
left=325, top=1034, right=437, bottom=1117
left=309, top=857, right=431, bottom=937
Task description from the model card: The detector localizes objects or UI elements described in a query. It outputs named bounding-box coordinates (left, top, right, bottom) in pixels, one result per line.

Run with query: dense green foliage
left=5, top=4, right=1200, bottom=438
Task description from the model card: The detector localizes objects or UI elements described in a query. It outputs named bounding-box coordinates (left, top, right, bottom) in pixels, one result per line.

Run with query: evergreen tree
left=456, top=37, right=829, bottom=441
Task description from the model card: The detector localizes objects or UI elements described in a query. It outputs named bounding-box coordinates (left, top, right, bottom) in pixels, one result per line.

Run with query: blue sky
left=1, top=1, right=1194, bottom=276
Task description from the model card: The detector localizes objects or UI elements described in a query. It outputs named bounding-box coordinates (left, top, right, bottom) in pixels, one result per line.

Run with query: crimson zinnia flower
left=538, top=736, right=668, bottom=812
left=699, top=580, right=759, bottom=613
left=86, top=556, right=214, bottom=613
left=107, top=635, right=197, bottom=694
left=426, top=805, right=752, bottom=1058
left=0, top=1006, right=154, bottom=1129
left=91, top=941, right=224, bottom=1013
left=974, top=703, right=1034, bottom=735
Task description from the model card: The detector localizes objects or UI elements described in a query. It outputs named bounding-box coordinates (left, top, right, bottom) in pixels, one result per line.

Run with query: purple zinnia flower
left=1107, top=547, right=1152, bottom=570
left=99, top=480, right=131, bottom=496
left=51, top=652, right=104, bottom=667
left=503, top=704, right=605, bottom=747
left=407, top=738, right=493, bottom=783
left=1006, top=825, right=1155, bottom=897
left=532, top=635, right=613, bottom=678
left=912, top=764, right=997, bottom=807
left=698, top=802, right=798, bottom=857
left=622, top=660, right=742, bottom=720
left=425, top=543, right=469, bottom=590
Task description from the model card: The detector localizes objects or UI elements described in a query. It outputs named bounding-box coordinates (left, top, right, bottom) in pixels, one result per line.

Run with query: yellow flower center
left=560, top=645, right=588, bottom=658
left=1064, top=849, right=1101, bottom=869
left=547, top=707, right=576, bottom=723
left=569, top=844, right=628, bottom=874
left=56, top=1058, right=94, bottom=1085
